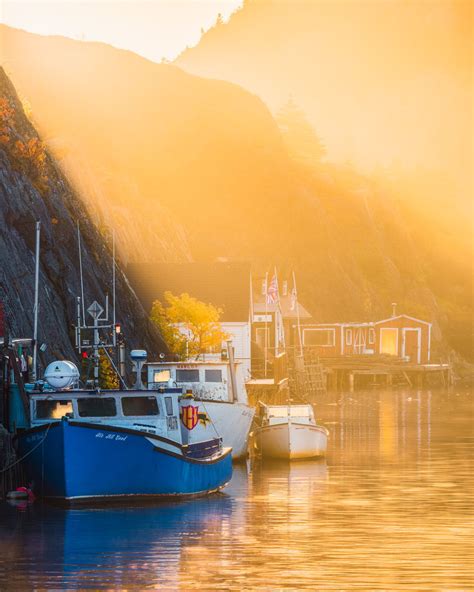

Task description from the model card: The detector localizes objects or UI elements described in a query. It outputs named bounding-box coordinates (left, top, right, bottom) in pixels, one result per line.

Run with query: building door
left=255, top=327, right=270, bottom=350
left=354, top=328, right=366, bottom=354
left=380, top=328, right=398, bottom=356
left=402, top=328, right=421, bottom=364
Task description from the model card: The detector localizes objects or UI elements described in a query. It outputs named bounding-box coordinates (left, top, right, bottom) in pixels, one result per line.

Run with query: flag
left=266, top=274, right=278, bottom=304
left=290, top=286, right=297, bottom=311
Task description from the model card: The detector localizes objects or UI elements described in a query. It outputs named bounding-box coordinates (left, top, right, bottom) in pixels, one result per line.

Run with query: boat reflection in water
left=0, top=495, right=233, bottom=590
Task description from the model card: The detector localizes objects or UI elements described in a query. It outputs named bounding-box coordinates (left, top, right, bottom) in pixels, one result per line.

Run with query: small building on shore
left=299, top=312, right=432, bottom=365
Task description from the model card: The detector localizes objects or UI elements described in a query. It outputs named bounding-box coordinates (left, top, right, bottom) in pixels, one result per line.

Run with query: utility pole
left=32, top=220, right=41, bottom=381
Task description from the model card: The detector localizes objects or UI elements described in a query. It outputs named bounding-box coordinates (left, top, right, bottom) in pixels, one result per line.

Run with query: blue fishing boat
left=16, top=360, right=232, bottom=502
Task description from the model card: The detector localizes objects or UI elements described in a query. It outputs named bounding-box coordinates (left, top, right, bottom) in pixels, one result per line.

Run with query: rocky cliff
left=0, top=67, right=165, bottom=370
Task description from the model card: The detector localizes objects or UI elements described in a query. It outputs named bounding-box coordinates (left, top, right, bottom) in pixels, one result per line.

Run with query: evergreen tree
left=276, top=97, right=326, bottom=167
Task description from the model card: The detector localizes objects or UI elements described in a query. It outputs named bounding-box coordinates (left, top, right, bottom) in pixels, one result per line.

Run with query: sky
left=0, top=0, right=243, bottom=61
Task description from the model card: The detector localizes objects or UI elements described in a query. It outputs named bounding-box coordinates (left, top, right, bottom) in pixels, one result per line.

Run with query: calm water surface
left=0, top=389, right=472, bottom=591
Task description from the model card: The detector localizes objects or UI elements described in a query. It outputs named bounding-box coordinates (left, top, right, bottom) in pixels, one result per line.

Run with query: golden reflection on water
left=0, top=389, right=472, bottom=591
left=177, top=389, right=473, bottom=591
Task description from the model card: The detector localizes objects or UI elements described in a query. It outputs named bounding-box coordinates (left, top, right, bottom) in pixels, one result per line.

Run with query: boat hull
left=17, top=419, right=232, bottom=501
left=257, top=422, right=328, bottom=460
left=193, top=401, right=254, bottom=460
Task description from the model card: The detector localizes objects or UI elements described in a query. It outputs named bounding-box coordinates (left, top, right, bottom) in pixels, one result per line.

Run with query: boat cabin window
left=36, top=399, right=73, bottom=420
left=78, top=398, right=117, bottom=417
left=269, top=407, right=311, bottom=418
left=205, top=369, right=222, bottom=383
left=176, top=369, right=199, bottom=382
left=164, top=396, right=174, bottom=416
left=153, top=369, right=171, bottom=383
left=122, top=396, right=159, bottom=416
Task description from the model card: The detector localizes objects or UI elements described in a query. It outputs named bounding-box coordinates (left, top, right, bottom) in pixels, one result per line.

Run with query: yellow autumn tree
left=150, top=292, right=229, bottom=359
left=99, top=348, right=119, bottom=389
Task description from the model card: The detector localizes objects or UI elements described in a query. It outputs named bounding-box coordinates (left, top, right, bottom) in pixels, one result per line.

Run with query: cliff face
left=0, top=67, right=165, bottom=368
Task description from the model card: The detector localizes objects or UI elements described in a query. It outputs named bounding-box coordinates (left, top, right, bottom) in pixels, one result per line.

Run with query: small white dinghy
left=255, top=402, right=328, bottom=460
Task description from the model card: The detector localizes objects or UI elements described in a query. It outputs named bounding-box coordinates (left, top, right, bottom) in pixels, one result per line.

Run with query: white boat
left=255, top=403, right=328, bottom=460
left=147, top=358, right=254, bottom=460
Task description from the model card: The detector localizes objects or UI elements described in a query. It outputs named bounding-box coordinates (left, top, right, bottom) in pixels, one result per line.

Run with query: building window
left=205, top=369, right=222, bottom=383
left=122, top=396, right=159, bottom=416
left=78, top=398, right=116, bottom=417
left=176, top=369, right=200, bottom=382
left=368, top=328, right=375, bottom=344
left=36, top=399, right=73, bottom=420
left=345, top=329, right=353, bottom=346
left=303, top=329, right=335, bottom=346
left=153, top=369, right=171, bottom=383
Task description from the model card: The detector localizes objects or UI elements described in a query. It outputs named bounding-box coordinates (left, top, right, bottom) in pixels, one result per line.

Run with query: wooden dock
left=247, top=349, right=453, bottom=404
left=320, top=355, right=452, bottom=390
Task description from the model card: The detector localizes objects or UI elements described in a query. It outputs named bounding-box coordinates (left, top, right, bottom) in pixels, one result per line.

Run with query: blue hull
left=17, top=419, right=232, bottom=501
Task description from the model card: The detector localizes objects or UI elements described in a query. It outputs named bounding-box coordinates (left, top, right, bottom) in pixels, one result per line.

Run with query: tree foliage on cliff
left=0, top=97, right=48, bottom=193
left=150, top=292, right=229, bottom=359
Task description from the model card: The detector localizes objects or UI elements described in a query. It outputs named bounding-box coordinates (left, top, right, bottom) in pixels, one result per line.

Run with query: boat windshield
left=78, top=398, right=117, bottom=417
left=153, top=369, right=171, bottom=383
left=122, top=396, right=159, bottom=416
left=36, top=399, right=73, bottom=419
left=176, top=369, right=200, bottom=382
left=268, top=407, right=312, bottom=418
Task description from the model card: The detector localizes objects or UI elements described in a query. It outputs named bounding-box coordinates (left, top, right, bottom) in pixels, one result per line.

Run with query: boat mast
left=112, top=229, right=116, bottom=346
left=32, top=220, right=41, bottom=381
left=227, top=340, right=237, bottom=404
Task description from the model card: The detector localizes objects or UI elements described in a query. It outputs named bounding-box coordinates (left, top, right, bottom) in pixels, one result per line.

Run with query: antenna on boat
left=32, top=220, right=41, bottom=381
left=112, top=229, right=116, bottom=346
left=77, top=221, right=86, bottom=325
left=73, top=225, right=125, bottom=388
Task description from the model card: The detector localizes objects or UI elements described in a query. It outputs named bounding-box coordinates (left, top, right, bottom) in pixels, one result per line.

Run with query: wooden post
left=417, top=372, right=423, bottom=388
left=349, top=373, right=355, bottom=392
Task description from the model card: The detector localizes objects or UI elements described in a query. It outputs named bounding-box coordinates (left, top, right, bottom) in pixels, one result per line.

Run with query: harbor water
left=0, top=388, right=472, bottom=590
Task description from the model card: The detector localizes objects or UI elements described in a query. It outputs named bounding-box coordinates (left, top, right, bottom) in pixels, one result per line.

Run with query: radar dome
left=44, top=361, right=80, bottom=389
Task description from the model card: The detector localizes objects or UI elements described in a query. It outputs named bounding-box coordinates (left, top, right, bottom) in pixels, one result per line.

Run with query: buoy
left=6, top=486, right=35, bottom=502
left=6, top=490, right=28, bottom=500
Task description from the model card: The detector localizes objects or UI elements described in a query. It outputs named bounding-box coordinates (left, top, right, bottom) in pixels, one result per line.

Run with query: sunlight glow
left=1, top=0, right=243, bottom=61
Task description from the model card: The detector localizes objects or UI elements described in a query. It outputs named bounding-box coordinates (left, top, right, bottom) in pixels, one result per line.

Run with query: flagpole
left=274, top=266, right=285, bottom=353
left=293, top=270, right=303, bottom=356
left=264, top=272, right=268, bottom=378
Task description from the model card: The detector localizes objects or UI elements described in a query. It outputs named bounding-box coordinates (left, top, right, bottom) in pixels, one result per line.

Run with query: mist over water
left=1, top=389, right=472, bottom=590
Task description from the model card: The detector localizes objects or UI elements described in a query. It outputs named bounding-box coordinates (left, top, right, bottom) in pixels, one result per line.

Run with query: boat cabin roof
left=147, top=360, right=240, bottom=367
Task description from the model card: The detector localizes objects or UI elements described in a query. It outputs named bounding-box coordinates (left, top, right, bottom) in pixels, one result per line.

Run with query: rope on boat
left=0, top=423, right=52, bottom=473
